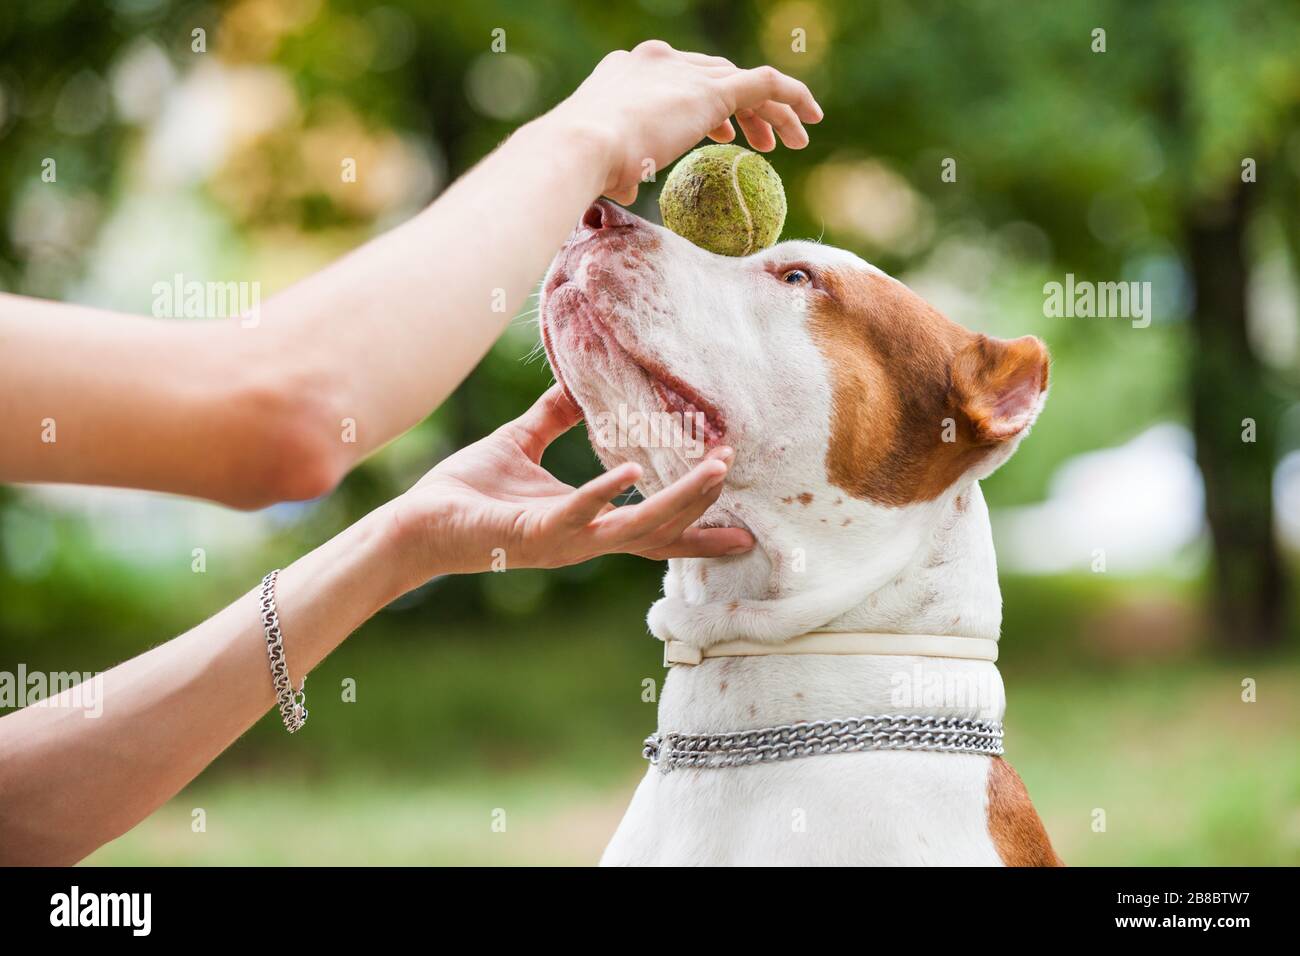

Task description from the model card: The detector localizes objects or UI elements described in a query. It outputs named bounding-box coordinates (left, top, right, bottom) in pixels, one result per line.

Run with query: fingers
left=737, top=101, right=810, bottom=151
left=539, top=443, right=759, bottom=567
left=752, top=100, right=809, bottom=149
left=607, top=183, right=639, bottom=205
left=558, top=462, right=642, bottom=527
left=639, top=525, right=756, bottom=560
left=724, top=65, right=822, bottom=125
left=627, top=40, right=823, bottom=149
left=631, top=460, right=729, bottom=547
left=590, top=448, right=730, bottom=548
left=506, top=385, right=582, bottom=463
left=735, top=108, right=776, bottom=152
left=706, top=118, right=737, bottom=143
left=713, top=60, right=820, bottom=152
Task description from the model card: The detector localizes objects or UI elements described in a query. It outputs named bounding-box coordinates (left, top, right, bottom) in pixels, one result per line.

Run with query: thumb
left=607, top=183, right=639, bottom=205
left=506, top=385, right=583, bottom=463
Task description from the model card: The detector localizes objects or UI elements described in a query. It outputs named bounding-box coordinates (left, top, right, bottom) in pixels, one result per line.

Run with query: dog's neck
left=818, top=481, right=1003, bottom=641
left=649, top=480, right=1003, bottom=649
left=651, top=480, right=1007, bottom=731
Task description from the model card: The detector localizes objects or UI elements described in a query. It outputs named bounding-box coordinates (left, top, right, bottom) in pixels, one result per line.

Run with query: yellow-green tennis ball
left=659, top=144, right=787, bottom=256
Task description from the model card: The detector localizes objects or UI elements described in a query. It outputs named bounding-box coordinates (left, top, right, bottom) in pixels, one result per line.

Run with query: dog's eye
left=781, top=268, right=811, bottom=285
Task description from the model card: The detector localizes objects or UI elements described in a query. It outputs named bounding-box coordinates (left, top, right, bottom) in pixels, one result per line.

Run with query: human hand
left=548, top=39, right=823, bottom=205
left=387, top=386, right=754, bottom=583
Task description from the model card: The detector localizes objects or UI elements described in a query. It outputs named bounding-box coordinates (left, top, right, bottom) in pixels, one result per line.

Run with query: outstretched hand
left=391, top=386, right=754, bottom=580
left=552, top=39, right=824, bottom=205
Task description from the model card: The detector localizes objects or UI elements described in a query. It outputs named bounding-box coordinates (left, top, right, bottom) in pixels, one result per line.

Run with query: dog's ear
left=951, top=334, right=1049, bottom=443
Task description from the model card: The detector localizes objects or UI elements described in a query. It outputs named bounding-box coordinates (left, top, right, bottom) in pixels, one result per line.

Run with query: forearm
left=0, top=295, right=342, bottom=508
left=0, top=357, right=751, bottom=864
left=261, top=116, right=610, bottom=454
left=0, top=505, right=407, bottom=865
left=0, top=45, right=818, bottom=510
left=0, top=118, right=605, bottom=505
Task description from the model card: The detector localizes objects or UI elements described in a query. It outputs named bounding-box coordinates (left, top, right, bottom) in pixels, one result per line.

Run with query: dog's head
left=541, top=200, right=1048, bottom=645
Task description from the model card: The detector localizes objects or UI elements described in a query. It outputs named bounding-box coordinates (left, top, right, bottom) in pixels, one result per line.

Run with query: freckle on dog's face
left=540, top=200, right=1048, bottom=512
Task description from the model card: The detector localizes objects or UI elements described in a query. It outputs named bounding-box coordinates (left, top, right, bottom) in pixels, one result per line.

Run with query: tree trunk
left=1184, top=182, right=1286, bottom=649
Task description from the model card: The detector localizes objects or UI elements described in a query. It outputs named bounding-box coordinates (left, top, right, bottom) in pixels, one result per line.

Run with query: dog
left=540, top=198, right=1062, bottom=866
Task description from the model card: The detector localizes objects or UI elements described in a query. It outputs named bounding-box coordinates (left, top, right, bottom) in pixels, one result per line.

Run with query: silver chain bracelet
left=258, top=569, right=308, bottom=733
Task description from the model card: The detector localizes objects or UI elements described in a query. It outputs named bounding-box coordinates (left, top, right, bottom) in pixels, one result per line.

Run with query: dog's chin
left=582, top=400, right=693, bottom=496
left=543, top=293, right=727, bottom=445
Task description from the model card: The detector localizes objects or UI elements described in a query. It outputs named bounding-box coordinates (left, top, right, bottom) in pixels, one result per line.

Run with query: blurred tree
left=798, top=0, right=1300, bottom=647
left=2, top=0, right=1297, bottom=648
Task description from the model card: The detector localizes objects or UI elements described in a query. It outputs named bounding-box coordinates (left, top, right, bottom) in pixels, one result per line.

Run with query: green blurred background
left=2, top=0, right=1298, bottom=865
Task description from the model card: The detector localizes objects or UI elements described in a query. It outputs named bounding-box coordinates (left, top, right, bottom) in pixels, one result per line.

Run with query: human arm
left=0, top=42, right=820, bottom=509
left=0, top=386, right=751, bottom=864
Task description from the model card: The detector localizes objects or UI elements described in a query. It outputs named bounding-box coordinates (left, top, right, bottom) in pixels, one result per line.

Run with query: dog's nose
left=581, top=199, right=635, bottom=232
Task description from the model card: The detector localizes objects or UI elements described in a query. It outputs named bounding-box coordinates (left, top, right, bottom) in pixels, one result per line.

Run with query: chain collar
left=643, top=714, right=1003, bottom=773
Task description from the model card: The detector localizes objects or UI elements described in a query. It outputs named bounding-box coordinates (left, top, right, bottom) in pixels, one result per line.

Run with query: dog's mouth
left=542, top=283, right=727, bottom=450
left=643, top=363, right=727, bottom=447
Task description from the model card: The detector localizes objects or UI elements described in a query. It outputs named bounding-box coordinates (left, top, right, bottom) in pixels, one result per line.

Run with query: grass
left=85, top=774, right=628, bottom=866
left=81, top=573, right=1300, bottom=866
left=1010, top=661, right=1300, bottom=866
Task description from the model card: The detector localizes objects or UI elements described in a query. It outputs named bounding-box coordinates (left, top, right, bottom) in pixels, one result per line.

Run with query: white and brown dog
left=541, top=199, right=1061, bottom=867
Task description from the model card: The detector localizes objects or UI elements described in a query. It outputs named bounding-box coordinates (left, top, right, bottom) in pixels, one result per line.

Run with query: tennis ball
left=659, top=144, right=787, bottom=257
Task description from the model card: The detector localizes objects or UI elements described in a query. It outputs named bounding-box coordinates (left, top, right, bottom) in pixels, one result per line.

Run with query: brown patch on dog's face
left=809, top=268, right=1049, bottom=506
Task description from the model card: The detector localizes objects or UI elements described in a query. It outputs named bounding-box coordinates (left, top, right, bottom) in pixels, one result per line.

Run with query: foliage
left=2, top=0, right=1299, bottom=863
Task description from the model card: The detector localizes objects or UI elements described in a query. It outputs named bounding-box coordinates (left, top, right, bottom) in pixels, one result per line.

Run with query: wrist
left=516, top=108, right=618, bottom=197
left=294, top=504, right=412, bottom=618
left=369, top=492, right=456, bottom=596
left=262, top=504, right=410, bottom=680
left=352, top=500, right=431, bottom=606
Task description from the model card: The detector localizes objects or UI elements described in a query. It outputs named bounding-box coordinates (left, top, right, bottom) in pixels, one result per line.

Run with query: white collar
left=662, top=630, right=999, bottom=667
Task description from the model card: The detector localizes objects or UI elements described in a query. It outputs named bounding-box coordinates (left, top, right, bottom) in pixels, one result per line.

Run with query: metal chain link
left=643, top=714, right=1003, bottom=773
left=258, top=569, right=308, bottom=734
